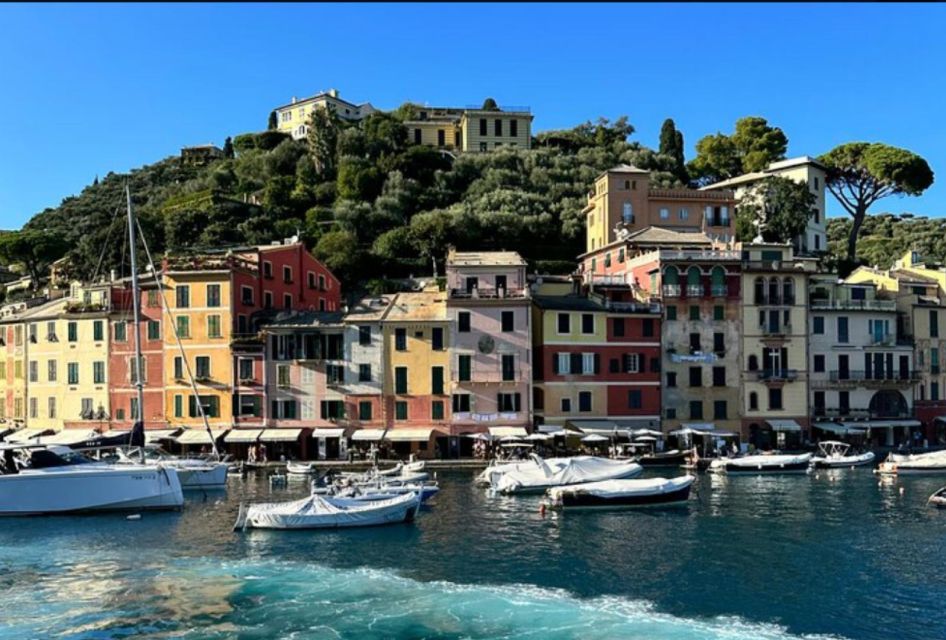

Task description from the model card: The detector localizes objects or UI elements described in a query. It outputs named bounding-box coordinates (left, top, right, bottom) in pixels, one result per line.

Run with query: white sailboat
left=115, top=186, right=229, bottom=489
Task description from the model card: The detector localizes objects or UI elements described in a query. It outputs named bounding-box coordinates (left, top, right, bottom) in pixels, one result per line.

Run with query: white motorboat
left=545, top=475, right=695, bottom=509
left=877, top=450, right=946, bottom=475
left=286, top=461, right=318, bottom=475
left=0, top=444, right=183, bottom=515
left=117, top=447, right=228, bottom=489
left=492, top=455, right=643, bottom=494
left=722, top=453, right=812, bottom=475
left=234, top=491, right=421, bottom=530
left=810, top=441, right=876, bottom=469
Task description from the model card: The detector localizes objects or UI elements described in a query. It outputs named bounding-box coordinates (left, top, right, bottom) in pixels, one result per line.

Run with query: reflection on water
left=0, top=469, right=944, bottom=639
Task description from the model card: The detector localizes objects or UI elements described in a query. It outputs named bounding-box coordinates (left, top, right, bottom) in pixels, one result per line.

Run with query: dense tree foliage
left=0, top=230, right=68, bottom=285
left=658, top=118, right=687, bottom=183
left=688, top=116, right=788, bottom=185
left=735, top=176, right=817, bottom=244
left=826, top=214, right=946, bottom=273
left=819, top=142, right=934, bottom=262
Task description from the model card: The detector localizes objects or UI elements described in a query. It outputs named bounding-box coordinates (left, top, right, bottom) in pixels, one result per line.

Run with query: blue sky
left=1, top=3, right=944, bottom=228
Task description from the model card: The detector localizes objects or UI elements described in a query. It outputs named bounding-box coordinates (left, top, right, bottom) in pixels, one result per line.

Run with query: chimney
left=328, top=88, right=338, bottom=98
left=109, top=269, right=117, bottom=282
left=291, top=96, right=297, bottom=104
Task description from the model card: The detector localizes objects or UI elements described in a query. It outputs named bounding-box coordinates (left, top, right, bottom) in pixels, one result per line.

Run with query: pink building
left=446, top=250, right=533, bottom=436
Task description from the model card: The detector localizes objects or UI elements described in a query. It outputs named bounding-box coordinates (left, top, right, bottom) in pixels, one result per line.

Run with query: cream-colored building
left=20, top=283, right=112, bottom=431
left=403, top=104, right=533, bottom=153
left=740, top=243, right=818, bottom=447
left=703, top=156, right=827, bottom=255
left=274, top=89, right=376, bottom=140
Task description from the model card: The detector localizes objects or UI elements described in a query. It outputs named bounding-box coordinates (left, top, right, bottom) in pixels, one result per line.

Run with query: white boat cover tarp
left=243, top=491, right=419, bottom=529
left=725, top=453, right=812, bottom=469
left=224, top=429, right=263, bottom=443
left=176, top=429, right=228, bottom=445
left=259, top=429, right=303, bottom=442
left=548, top=476, right=694, bottom=501
left=488, top=427, right=528, bottom=438
left=494, top=456, right=643, bottom=493
left=351, top=429, right=387, bottom=442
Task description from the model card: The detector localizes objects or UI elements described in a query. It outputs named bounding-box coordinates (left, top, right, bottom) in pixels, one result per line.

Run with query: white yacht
left=0, top=444, right=183, bottom=515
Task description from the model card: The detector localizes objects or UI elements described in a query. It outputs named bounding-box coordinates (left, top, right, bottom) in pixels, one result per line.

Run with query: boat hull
left=557, top=484, right=692, bottom=509
left=0, top=465, right=183, bottom=515
left=637, top=451, right=688, bottom=467
left=175, top=463, right=229, bottom=489
left=239, top=493, right=421, bottom=530
left=723, top=454, right=812, bottom=475
left=811, top=452, right=876, bottom=469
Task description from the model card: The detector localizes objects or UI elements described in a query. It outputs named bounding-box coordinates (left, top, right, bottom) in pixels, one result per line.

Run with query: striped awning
left=259, top=428, right=303, bottom=442
left=224, top=429, right=263, bottom=443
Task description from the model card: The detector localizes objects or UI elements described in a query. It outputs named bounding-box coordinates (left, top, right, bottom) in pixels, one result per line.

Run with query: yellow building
left=459, top=107, right=532, bottom=152
left=404, top=110, right=462, bottom=150
left=20, top=284, right=112, bottom=431
left=380, top=290, right=451, bottom=443
left=162, top=260, right=235, bottom=430
left=740, top=244, right=818, bottom=447
left=274, top=89, right=375, bottom=140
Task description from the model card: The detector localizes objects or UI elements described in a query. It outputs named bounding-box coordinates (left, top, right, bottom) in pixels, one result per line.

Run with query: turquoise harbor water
left=0, top=469, right=944, bottom=640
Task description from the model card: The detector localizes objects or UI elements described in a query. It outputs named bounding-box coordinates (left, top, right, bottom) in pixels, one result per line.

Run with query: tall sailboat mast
left=125, top=185, right=147, bottom=463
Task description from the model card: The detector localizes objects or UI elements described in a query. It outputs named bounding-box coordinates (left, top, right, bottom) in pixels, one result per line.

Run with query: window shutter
left=514, top=393, right=521, bottom=412
left=553, top=354, right=560, bottom=375
left=497, top=393, right=503, bottom=411
left=594, top=354, right=600, bottom=374
left=639, top=353, right=646, bottom=373
left=570, top=353, right=582, bottom=375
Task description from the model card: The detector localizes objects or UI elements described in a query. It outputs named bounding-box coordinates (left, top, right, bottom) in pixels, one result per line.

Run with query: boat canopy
left=766, top=419, right=802, bottom=432
left=144, top=429, right=181, bottom=444
left=224, top=429, right=263, bottom=444
left=5, top=427, right=56, bottom=443
left=176, top=429, right=229, bottom=445
left=310, top=428, right=346, bottom=438
left=38, top=430, right=100, bottom=446
left=259, top=428, right=303, bottom=443
left=385, top=428, right=439, bottom=442
left=488, top=426, right=528, bottom=438
left=351, top=429, right=387, bottom=442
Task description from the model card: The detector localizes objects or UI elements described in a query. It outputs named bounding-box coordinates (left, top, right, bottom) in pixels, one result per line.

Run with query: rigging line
left=135, top=216, right=220, bottom=459
left=90, top=201, right=124, bottom=285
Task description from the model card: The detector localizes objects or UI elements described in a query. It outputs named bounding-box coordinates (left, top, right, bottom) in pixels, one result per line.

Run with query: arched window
left=664, top=266, right=679, bottom=285
left=711, top=266, right=726, bottom=296
left=783, top=278, right=794, bottom=305
left=754, top=277, right=765, bottom=305
left=687, top=267, right=701, bottom=296
left=748, top=354, right=759, bottom=371
left=622, top=202, right=633, bottom=225
left=768, top=277, right=780, bottom=305
left=749, top=393, right=758, bottom=411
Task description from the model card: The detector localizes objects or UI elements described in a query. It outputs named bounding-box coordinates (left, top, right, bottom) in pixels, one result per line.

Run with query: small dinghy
left=722, top=453, right=811, bottom=475
left=343, top=483, right=440, bottom=503
left=810, top=441, right=876, bottom=469
left=234, top=491, right=421, bottom=530
left=928, top=487, right=946, bottom=508
left=286, top=461, right=318, bottom=475
left=545, top=475, right=695, bottom=510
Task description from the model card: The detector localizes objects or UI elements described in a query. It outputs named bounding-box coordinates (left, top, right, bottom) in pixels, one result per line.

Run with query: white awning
left=145, top=429, right=181, bottom=444
left=311, top=428, right=346, bottom=438
left=38, top=430, right=99, bottom=446
left=385, top=428, right=440, bottom=442
left=816, top=422, right=865, bottom=436
left=259, top=428, right=303, bottom=442
left=844, top=420, right=922, bottom=430
left=351, top=429, right=387, bottom=442
left=488, top=426, right=528, bottom=438
left=680, top=423, right=715, bottom=431
left=5, top=428, right=57, bottom=443
left=766, top=419, right=802, bottom=432
left=176, top=429, right=228, bottom=445
left=225, top=429, right=263, bottom=443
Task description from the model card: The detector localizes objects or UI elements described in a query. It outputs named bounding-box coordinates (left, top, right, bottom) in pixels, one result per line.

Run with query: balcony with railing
left=449, top=286, right=529, bottom=300
left=817, top=369, right=922, bottom=388
left=684, top=284, right=703, bottom=297
left=711, top=284, right=728, bottom=297
left=584, top=273, right=628, bottom=287
left=809, top=298, right=896, bottom=311
left=811, top=407, right=914, bottom=420
left=605, top=300, right=662, bottom=314
left=753, top=294, right=796, bottom=307
left=662, top=284, right=681, bottom=298
left=658, top=250, right=741, bottom=262
left=753, top=369, right=799, bottom=382
left=759, top=322, right=791, bottom=336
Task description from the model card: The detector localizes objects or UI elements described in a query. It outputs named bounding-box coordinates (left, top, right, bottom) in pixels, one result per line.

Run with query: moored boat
left=492, top=455, right=643, bottom=494
left=286, top=461, right=318, bottom=475
left=636, top=449, right=688, bottom=468
left=545, top=475, right=695, bottom=510
left=0, top=444, right=184, bottom=515
left=234, top=491, right=421, bottom=530
left=810, top=441, right=876, bottom=469
left=722, top=453, right=812, bottom=475
left=928, top=486, right=946, bottom=508
left=876, top=450, right=946, bottom=475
